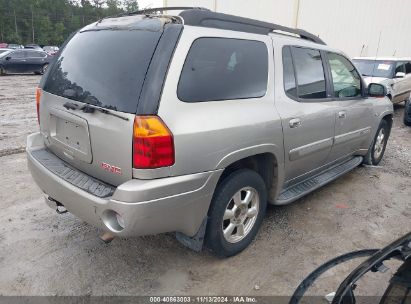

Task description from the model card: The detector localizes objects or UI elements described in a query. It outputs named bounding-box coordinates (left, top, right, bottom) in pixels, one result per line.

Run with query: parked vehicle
left=0, top=49, right=52, bottom=75
left=24, top=44, right=42, bottom=50
left=8, top=44, right=24, bottom=49
left=0, top=43, right=8, bottom=48
left=353, top=57, right=411, bottom=104
left=27, top=8, right=393, bottom=257
left=43, top=46, right=59, bottom=56
left=404, top=99, right=411, bottom=126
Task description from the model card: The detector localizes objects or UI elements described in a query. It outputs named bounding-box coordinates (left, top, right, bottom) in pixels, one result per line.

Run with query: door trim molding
left=289, top=137, right=333, bottom=161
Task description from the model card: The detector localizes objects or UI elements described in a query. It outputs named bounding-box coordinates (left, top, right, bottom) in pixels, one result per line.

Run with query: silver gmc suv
left=27, top=8, right=394, bottom=257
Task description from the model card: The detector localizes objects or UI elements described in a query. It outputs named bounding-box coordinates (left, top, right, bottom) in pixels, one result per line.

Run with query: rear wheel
left=363, top=119, right=390, bottom=165
left=404, top=99, right=411, bottom=126
left=205, top=169, right=267, bottom=257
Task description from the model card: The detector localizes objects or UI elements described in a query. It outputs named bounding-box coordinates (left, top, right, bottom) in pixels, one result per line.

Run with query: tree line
left=0, top=0, right=140, bottom=46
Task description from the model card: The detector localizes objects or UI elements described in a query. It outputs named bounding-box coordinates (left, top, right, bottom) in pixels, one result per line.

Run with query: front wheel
left=205, top=169, right=267, bottom=257
left=363, top=119, right=390, bottom=165
left=0, top=66, right=5, bottom=76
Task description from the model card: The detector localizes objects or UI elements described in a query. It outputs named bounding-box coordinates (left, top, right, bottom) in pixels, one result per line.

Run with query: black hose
left=289, top=249, right=379, bottom=304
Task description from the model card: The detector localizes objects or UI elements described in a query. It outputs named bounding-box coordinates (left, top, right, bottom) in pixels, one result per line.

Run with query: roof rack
left=122, top=7, right=325, bottom=45
left=127, top=7, right=210, bottom=16
left=179, top=9, right=325, bottom=45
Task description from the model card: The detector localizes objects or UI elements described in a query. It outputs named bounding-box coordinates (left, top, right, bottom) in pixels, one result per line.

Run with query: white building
left=162, top=0, right=411, bottom=58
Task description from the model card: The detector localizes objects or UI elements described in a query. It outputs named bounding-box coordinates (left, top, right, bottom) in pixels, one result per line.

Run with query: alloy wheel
left=373, top=128, right=386, bottom=160
left=222, top=187, right=260, bottom=243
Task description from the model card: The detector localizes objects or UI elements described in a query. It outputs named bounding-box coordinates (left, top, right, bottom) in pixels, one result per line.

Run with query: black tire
left=404, top=99, right=411, bottom=126
left=0, top=66, right=5, bottom=76
left=205, top=169, right=267, bottom=257
left=39, top=63, right=48, bottom=75
left=363, top=119, right=390, bottom=165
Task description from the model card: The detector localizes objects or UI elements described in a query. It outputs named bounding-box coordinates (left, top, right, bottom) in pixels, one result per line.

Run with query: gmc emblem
left=101, top=162, right=122, bottom=175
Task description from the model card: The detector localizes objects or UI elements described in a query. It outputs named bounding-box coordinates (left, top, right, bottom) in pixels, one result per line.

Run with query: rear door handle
left=338, top=111, right=347, bottom=119
left=289, top=118, right=301, bottom=128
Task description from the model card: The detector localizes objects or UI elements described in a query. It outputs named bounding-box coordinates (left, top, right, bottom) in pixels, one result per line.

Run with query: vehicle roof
left=178, top=8, right=325, bottom=45
left=269, top=32, right=344, bottom=56
left=105, top=7, right=325, bottom=46
left=353, top=57, right=411, bottom=61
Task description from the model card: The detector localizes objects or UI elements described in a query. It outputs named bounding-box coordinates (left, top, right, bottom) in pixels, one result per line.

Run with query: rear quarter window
left=178, top=38, right=268, bottom=102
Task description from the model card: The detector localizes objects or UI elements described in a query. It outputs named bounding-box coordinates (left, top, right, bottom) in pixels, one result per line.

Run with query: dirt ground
left=0, top=75, right=410, bottom=298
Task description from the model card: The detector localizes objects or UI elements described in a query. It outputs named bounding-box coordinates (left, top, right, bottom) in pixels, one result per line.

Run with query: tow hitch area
left=44, top=196, right=68, bottom=214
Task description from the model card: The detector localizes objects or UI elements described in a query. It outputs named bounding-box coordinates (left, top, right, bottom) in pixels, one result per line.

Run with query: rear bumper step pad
left=31, top=149, right=115, bottom=198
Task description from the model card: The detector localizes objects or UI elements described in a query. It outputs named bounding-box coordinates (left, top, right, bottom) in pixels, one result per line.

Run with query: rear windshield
left=43, top=29, right=162, bottom=114
left=353, top=59, right=394, bottom=78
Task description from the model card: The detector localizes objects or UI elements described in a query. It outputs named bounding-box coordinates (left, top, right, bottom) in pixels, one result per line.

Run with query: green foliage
left=0, top=0, right=139, bottom=45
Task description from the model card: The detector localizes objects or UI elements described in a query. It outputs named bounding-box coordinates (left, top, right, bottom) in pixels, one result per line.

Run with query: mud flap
left=176, top=218, right=207, bottom=252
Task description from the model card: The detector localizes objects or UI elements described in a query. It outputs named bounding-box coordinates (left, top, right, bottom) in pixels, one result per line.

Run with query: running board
left=276, top=156, right=363, bottom=205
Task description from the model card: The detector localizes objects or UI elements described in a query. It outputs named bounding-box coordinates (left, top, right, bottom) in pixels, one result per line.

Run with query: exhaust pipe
left=44, top=196, right=68, bottom=214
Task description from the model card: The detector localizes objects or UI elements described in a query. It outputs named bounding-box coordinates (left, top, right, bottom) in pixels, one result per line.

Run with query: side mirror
left=5, top=56, right=11, bottom=61
left=368, top=83, right=387, bottom=98
left=395, top=72, right=405, bottom=78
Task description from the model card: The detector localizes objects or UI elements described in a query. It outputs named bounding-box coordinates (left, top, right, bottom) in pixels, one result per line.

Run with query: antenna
left=375, top=30, right=382, bottom=58
left=360, top=44, right=365, bottom=56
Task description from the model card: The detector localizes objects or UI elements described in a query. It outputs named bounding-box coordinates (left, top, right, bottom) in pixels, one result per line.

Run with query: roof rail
left=117, top=7, right=325, bottom=45
left=179, top=9, right=326, bottom=45
left=127, top=7, right=210, bottom=16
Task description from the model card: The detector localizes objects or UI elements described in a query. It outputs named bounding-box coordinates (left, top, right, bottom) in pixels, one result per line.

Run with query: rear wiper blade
left=63, top=101, right=129, bottom=121
left=81, top=103, right=129, bottom=121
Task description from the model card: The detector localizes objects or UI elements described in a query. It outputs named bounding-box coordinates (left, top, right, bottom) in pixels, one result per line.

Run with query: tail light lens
left=133, top=116, right=174, bottom=169
left=35, top=88, right=41, bottom=124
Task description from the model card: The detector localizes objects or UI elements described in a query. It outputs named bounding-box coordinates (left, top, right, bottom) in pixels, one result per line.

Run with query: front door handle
left=338, top=111, right=347, bottom=119
left=289, top=118, right=302, bottom=128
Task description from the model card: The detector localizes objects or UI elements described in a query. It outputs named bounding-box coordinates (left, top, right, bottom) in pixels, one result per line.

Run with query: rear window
left=292, top=47, right=327, bottom=99
left=178, top=38, right=268, bottom=102
left=282, top=46, right=297, bottom=99
left=43, top=30, right=162, bottom=114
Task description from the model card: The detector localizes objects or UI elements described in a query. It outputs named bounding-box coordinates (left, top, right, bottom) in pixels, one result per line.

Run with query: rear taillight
left=133, top=116, right=174, bottom=169
left=35, top=87, right=41, bottom=124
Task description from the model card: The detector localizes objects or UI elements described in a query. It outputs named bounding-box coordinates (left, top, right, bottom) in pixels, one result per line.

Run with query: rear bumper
left=27, top=132, right=222, bottom=237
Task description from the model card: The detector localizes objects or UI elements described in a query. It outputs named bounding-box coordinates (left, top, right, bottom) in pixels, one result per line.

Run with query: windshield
left=352, top=59, right=394, bottom=78
left=43, top=29, right=162, bottom=114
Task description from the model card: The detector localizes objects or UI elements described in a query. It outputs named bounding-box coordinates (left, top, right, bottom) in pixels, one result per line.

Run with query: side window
left=405, top=62, right=411, bottom=74
left=395, top=62, right=406, bottom=74
left=327, top=52, right=362, bottom=98
left=178, top=38, right=268, bottom=102
left=282, top=46, right=297, bottom=99
left=28, top=51, right=46, bottom=58
left=10, top=51, right=25, bottom=59
left=292, top=47, right=327, bottom=99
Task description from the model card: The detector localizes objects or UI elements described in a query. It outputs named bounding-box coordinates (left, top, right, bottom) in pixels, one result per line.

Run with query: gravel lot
left=0, top=75, right=410, bottom=297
